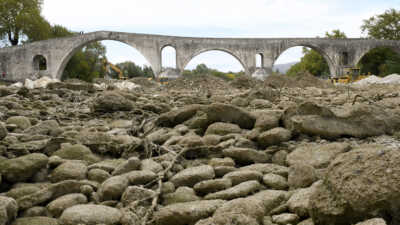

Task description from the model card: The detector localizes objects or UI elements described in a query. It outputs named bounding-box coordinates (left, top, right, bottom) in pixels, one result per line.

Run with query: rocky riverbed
left=1, top=74, right=400, bottom=225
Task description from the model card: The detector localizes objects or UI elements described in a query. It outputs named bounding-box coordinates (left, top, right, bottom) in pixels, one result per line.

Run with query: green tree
left=287, top=30, right=346, bottom=76
left=0, top=0, right=46, bottom=45
left=359, top=9, right=400, bottom=76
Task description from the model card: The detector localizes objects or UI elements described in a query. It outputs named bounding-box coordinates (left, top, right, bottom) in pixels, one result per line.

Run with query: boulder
left=23, top=120, right=60, bottom=136
left=121, top=186, right=155, bottom=206
left=50, top=161, right=88, bottom=183
left=162, top=187, right=201, bottom=205
left=205, top=122, right=242, bottom=136
left=91, top=91, right=134, bottom=113
left=272, top=213, right=300, bottom=225
left=140, top=159, right=163, bottom=173
left=153, top=200, right=225, bottom=225
left=208, top=157, right=235, bottom=167
left=223, top=147, right=271, bottom=164
left=0, top=196, right=18, bottom=225
left=112, top=157, right=141, bottom=175
left=283, top=102, right=400, bottom=139
left=11, top=217, right=59, bottom=225
left=240, top=163, right=289, bottom=177
left=310, top=147, right=400, bottom=224
left=125, top=170, right=157, bottom=185
left=46, top=193, right=88, bottom=217
left=355, top=218, right=387, bottom=225
left=6, top=116, right=31, bottom=130
left=258, top=127, right=292, bottom=147
left=223, top=170, right=263, bottom=185
left=204, top=103, right=256, bottom=129
left=287, top=142, right=351, bottom=169
left=156, top=104, right=204, bottom=127
left=88, top=168, right=111, bottom=183
left=205, top=180, right=261, bottom=200
left=52, top=144, right=99, bottom=164
left=194, top=178, right=232, bottom=195
left=60, top=204, right=122, bottom=225
left=287, top=181, right=320, bottom=218
left=263, top=173, right=288, bottom=190
left=98, top=175, right=129, bottom=201
left=0, top=153, right=48, bottom=183
left=288, top=163, right=317, bottom=189
left=170, top=165, right=215, bottom=187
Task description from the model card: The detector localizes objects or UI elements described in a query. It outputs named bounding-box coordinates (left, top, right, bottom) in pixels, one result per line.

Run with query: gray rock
left=298, top=218, right=315, bottom=225
left=112, top=157, right=141, bottom=175
left=121, top=186, right=155, bottom=206
left=52, top=144, right=99, bottom=164
left=288, top=163, right=317, bottom=189
left=208, top=157, right=235, bottom=167
left=6, top=116, right=31, bottom=130
left=24, top=120, right=60, bottom=136
left=163, top=187, right=201, bottom=205
left=91, top=91, right=134, bottom=113
left=214, top=166, right=237, bottom=177
left=47, top=193, right=88, bottom=217
left=272, top=213, right=300, bottom=225
left=125, top=170, right=157, bottom=185
left=153, top=200, right=225, bottom=225
left=205, top=122, right=242, bottom=136
left=0, top=196, right=18, bottom=225
left=287, top=142, right=351, bottom=169
left=98, top=175, right=129, bottom=201
left=11, top=217, right=59, bottom=225
left=60, top=204, right=122, bottom=225
left=240, top=163, right=289, bottom=177
left=205, top=180, right=261, bottom=200
left=263, top=173, right=288, bottom=190
left=194, top=178, right=232, bottom=195
left=223, top=147, right=271, bottom=164
left=50, top=161, right=88, bottom=183
left=20, top=206, right=48, bottom=218
left=140, top=158, right=163, bottom=173
left=88, top=168, right=111, bottom=183
left=0, top=153, right=48, bottom=183
left=258, top=127, right=292, bottom=147
left=88, top=159, right=126, bottom=173
left=223, top=170, right=263, bottom=185
left=170, top=165, right=215, bottom=187
left=355, top=218, right=387, bottom=225
left=287, top=181, right=319, bottom=218
left=272, top=150, right=288, bottom=166
left=254, top=111, right=280, bottom=132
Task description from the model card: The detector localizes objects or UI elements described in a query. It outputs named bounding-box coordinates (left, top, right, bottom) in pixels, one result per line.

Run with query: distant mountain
left=273, top=62, right=298, bottom=74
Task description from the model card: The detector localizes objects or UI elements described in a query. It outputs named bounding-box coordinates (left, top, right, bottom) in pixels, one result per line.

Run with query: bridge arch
left=182, top=48, right=248, bottom=73
left=355, top=45, right=400, bottom=66
left=55, top=32, right=156, bottom=80
left=161, top=45, right=177, bottom=70
left=273, top=42, right=336, bottom=76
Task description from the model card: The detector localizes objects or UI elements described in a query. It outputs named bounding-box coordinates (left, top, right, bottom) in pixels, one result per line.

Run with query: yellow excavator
left=331, top=67, right=370, bottom=84
left=102, top=59, right=127, bottom=80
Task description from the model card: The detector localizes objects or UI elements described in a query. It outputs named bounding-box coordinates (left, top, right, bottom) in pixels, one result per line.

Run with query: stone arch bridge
left=0, top=31, right=399, bottom=81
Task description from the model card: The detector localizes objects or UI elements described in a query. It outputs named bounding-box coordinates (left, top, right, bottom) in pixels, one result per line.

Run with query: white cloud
left=42, top=0, right=398, bottom=71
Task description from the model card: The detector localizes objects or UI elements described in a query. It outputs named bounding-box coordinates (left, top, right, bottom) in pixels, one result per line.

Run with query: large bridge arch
left=55, top=32, right=157, bottom=79
left=354, top=45, right=400, bottom=66
left=273, top=41, right=336, bottom=76
left=181, top=48, right=249, bottom=74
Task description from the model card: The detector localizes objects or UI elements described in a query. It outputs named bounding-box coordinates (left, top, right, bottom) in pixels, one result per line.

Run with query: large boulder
left=170, top=165, right=215, bottom=187
left=91, top=91, right=134, bottom=113
left=287, top=181, right=320, bottom=218
left=98, top=175, right=129, bottom=201
left=204, top=103, right=256, bottom=129
left=309, top=146, right=400, bottom=224
left=23, top=120, right=60, bottom=136
left=60, top=204, right=122, bottom=225
left=257, top=127, right=292, bottom=147
left=287, top=142, right=351, bottom=169
left=355, top=218, right=387, bottom=225
left=0, top=153, right=48, bottom=183
left=153, top=200, right=225, bottom=225
left=52, top=144, right=99, bottom=164
left=0, top=196, right=18, bottom=225
left=283, top=102, right=400, bottom=139
left=205, top=180, right=261, bottom=200
left=50, top=161, right=88, bottom=183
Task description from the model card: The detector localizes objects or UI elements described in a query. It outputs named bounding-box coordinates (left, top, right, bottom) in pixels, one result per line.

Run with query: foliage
left=359, top=9, right=400, bottom=76
left=182, top=64, right=243, bottom=80
left=0, top=0, right=45, bottom=46
left=115, top=61, right=154, bottom=78
left=286, top=30, right=347, bottom=77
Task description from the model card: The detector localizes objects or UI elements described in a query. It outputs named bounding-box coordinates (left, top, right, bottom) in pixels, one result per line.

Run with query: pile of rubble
left=1, top=75, right=400, bottom=225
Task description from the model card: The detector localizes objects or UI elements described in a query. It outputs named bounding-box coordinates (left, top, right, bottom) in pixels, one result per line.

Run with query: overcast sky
left=42, top=0, right=399, bottom=72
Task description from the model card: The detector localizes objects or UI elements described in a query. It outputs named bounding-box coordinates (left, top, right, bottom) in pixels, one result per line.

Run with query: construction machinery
left=330, top=67, right=370, bottom=84
left=102, top=59, right=127, bottom=80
